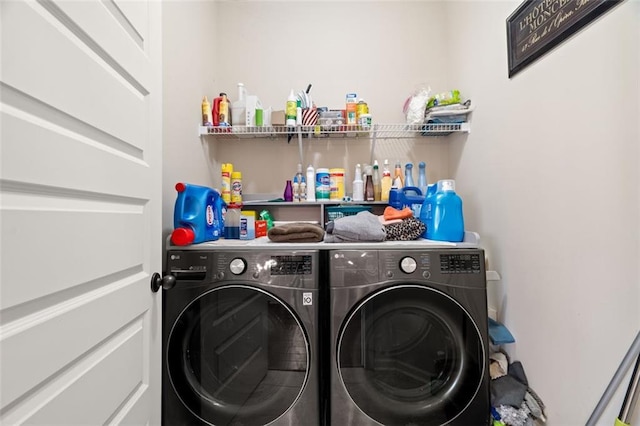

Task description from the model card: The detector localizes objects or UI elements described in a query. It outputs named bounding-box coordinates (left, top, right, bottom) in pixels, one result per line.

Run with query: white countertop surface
left=167, top=232, right=481, bottom=251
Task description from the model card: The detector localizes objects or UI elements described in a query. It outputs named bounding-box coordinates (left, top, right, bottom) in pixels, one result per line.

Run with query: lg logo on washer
left=303, top=292, right=313, bottom=305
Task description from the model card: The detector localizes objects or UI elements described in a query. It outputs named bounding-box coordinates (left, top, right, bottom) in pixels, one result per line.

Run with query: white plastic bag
left=403, top=86, right=431, bottom=124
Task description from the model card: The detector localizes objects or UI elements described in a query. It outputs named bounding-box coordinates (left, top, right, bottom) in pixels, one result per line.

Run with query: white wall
left=444, top=0, right=640, bottom=423
left=162, top=1, right=640, bottom=423
left=162, top=0, right=219, bottom=247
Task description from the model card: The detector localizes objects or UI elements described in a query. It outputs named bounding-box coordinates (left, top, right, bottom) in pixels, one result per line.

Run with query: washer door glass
left=338, top=285, right=484, bottom=426
left=168, top=285, right=309, bottom=426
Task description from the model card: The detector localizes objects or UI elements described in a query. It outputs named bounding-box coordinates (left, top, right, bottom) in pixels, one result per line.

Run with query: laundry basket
left=326, top=205, right=372, bottom=221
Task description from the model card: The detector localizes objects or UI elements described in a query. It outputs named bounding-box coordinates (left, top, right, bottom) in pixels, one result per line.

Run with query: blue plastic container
left=424, top=180, right=464, bottom=242
left=388, top=186, right=424, bottom=217
left=171, top=182, right=223, bottom=246
left=419, top=184, right=438, bottom=238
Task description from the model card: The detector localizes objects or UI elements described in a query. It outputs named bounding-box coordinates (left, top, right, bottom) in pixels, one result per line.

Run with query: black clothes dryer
left=328, top=249, right=490, bottom=426
left=162, top=249, right=320, bottom=426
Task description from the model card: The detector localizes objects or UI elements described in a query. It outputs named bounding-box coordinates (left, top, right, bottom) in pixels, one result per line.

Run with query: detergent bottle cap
left=171, top=227, right=195, bottom=246
left=438, top=179, right=455, bottom=192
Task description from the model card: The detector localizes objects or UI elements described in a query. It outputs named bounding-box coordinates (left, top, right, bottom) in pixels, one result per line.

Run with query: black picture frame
left=506, top=0, right=622, bottom=78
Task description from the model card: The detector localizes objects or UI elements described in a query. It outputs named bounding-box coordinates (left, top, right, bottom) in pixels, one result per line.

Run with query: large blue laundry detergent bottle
left=426, top=179, right=465, bottom=242
left=171, top=182, right=223, bottom=246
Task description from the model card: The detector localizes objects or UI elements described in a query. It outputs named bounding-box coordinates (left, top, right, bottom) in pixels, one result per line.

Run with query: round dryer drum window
left=167, top=285, right=309, bottom=426
left=337, top=285, right=485, bottom=426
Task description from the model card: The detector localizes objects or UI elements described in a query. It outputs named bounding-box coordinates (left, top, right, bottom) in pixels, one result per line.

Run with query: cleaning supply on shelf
left=293, top=163, right=305, bottom=202
left=202, top=96, right=213, bottom=126
left=284, top=179, right=294, bottom=202
left=426, top=179, right=465, bottom=242
left=364, top=166, right=374, bottom=202
left=381, top=159, right=393, bottom=202
left=296, top=99, right=302, bottom=126
left=230, top=171, right=242, bottom=204
left=221, top=163, right=233, bottom=204
left=286, top=89, right=297, bottom=127
left=306, top=165, right=316, bottom=202
left=418, top=161, right=428, bottom=196
left=224, top=204, right=241, bottom=239
left=394, top=160, right=404, bottom=188
left=346, top=93, right=357, bottom=125
left=329, top=168, right=345, bottom=201
left=171, top=182, right=223, bottom=245
left=213, top=93, right=230, bottom=126
left=373, top=160, right=381, bottom=201
left=239, top=211, right=256, bottom=240
left=352, top=164, right=364, bottom=202
left=316, top=168, right=330, bottom=200
left=356, top=98, right=369, bottom=122
left=404, top=162, right=415, bottom=187
left=231, top=83, right=247, bottom=127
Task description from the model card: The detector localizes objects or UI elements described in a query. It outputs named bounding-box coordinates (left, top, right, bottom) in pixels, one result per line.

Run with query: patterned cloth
left=384, top=217, right=426, bottom=241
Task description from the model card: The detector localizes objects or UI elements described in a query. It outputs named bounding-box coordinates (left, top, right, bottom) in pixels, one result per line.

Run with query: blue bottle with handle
left=425, top=179, right=464, bottom=242
left=171, top=182, right=223, bottom=246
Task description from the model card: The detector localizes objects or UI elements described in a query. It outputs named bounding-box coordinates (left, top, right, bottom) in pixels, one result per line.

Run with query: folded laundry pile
left=490, top=351, right=547, bottom=426
left=323, top=207, right=426, bottom=243
left=267, top=222, right=325, bottom=243
left=324, top=211, right=386, bottom=243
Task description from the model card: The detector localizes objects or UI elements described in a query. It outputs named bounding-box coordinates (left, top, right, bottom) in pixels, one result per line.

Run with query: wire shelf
left=198, top=122, right=470, bottom=139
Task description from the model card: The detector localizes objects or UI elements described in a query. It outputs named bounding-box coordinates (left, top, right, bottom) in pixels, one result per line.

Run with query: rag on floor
left=267, top=222, right=325, bottom=243
left=324, top=211, right=386, bottom=243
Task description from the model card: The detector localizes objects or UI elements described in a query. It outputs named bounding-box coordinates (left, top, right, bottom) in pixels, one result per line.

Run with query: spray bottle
left=352, top=163, right=364, bottom=202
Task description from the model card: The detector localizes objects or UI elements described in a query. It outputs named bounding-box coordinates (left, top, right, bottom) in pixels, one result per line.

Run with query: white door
left=0, top=0, right=162, bottom=424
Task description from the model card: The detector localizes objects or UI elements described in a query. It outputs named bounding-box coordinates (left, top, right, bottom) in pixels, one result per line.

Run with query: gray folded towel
left=267, top=222, right=325, bottom=243
left=324, top=211, right=386, bottom=243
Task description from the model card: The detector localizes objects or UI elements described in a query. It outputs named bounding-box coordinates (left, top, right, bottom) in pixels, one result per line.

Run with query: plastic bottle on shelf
left=221, top=163, right=233, bottom=203
left=418, top=162, right=428, bottom=196
left=346, top=93, right=357, bottom=125
left=300, top=176, right=307, bottom=202
left=284, top=179, right=294, bottom=202
left=293, top=164, right=304, bottom=202
left=394, top=160, right=404, bottom=188
left=381, top=159, right=393, bottom=202
left=230, top=171, right=242, bottom=204
left=231, top=83, right=247, bottom=127
left=202, top=96, right=213, bottom=126
left=373, top=160, right=381, bottom=201
left=352, top=164, right=364, bottom=202
left=296, top=99, right=302, bottom=126
left=219, top=93, right=230, bottom=126
left=364, top=165, right=375, bottom=202
left=286, top=89, right=297, bottom=127
left=306, top=165, right=316, bottom=202
left=404, top=162, right=415, bottom=189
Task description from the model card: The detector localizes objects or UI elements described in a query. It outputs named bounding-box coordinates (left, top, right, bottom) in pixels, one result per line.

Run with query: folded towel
left=324, top=211, right=386, bottom=243
left=268, top=222, right=325, bottom=243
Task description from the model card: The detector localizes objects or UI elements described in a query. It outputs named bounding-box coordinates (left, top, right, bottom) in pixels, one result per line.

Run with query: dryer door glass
left=167, top=286, right=309, bottom=426
left=338, top=285, right=485, bottom=426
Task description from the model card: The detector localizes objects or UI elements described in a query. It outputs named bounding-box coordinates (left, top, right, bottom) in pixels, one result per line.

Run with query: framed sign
left=507, top=0, right=622, bottom=77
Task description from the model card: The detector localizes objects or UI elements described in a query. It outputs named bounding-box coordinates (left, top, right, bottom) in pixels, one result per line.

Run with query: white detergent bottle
left=306, top=165, right=316, bottom=201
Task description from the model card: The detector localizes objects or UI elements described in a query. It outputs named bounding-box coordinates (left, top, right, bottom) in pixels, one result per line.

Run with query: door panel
left=0, top=0, right=161, bottom=423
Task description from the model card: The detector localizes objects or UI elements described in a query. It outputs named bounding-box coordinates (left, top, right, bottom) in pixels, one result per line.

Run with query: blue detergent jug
left=388, top=186, right=425, bottom=217
left=419, top=183, right=438, bottom=238
left=171, top=182, right=223, bottom=246
left=424, top=179, right=464, bottom=242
